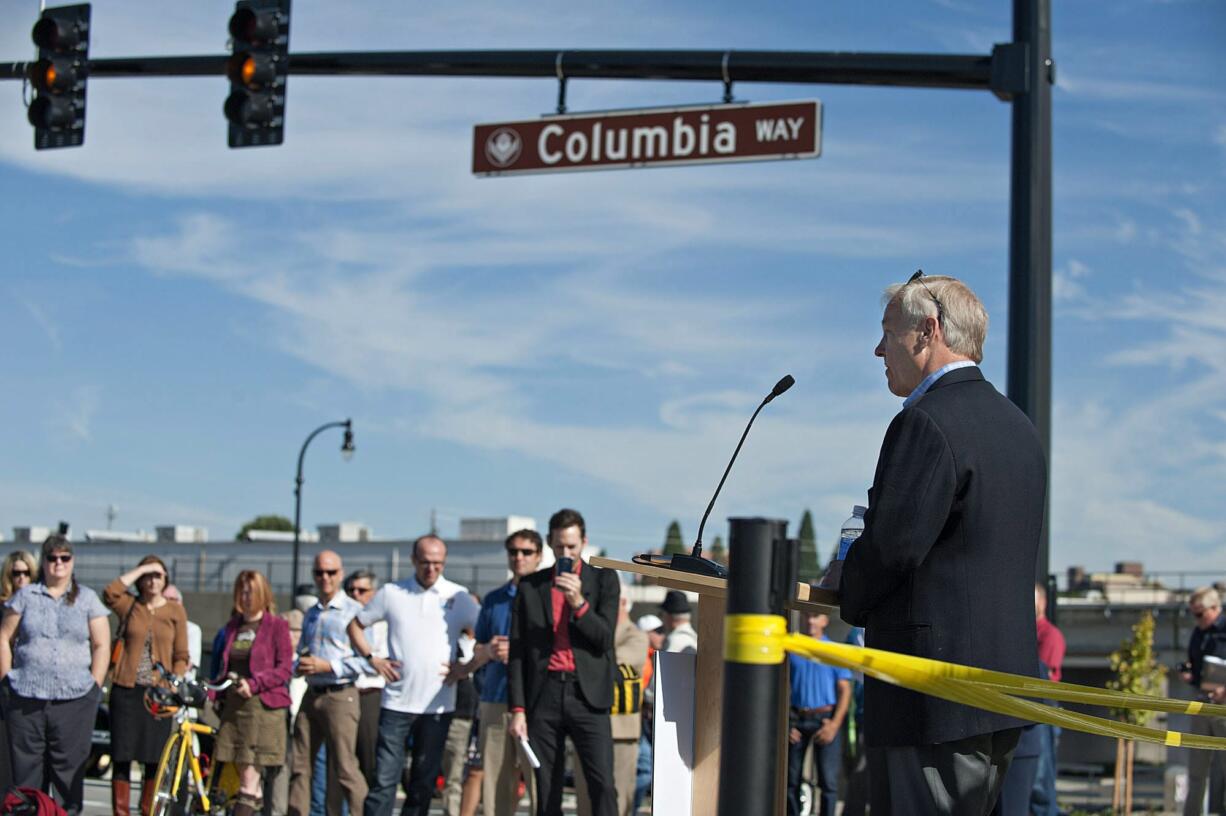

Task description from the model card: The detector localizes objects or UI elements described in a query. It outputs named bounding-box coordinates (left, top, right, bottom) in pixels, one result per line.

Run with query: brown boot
left=139, top=777, right=156, bottom=816
left=111, top=778, right=131, bottom=816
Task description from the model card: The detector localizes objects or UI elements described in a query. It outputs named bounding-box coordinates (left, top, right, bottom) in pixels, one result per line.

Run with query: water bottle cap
left=853, top=505, right=868, bottom=516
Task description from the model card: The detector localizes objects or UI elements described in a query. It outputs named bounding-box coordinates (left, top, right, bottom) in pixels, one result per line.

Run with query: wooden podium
left=590, top=556, right=839, bottom=815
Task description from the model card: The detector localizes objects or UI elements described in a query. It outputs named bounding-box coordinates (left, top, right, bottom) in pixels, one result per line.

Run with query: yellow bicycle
left=145, top=665, right=236, bottom=816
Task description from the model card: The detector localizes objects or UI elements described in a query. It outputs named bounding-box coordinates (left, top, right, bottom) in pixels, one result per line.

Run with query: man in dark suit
left=508, top=508, right=620, bottom=816
left=839, top=272, right=1047, bottom=815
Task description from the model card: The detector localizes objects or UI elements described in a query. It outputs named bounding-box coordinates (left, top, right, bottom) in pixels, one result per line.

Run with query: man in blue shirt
left=289, top=550, right=371, bottom=816
left=787, top=612, right=852, bottom=816
left=462, top=529, right=543, bottom=816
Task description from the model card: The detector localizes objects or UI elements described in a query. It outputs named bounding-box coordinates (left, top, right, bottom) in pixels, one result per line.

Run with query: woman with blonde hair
left=0, top=550, right=39, bottom=794
left=213, top=570, right=292, bottom=816
left=0, top=551, right=38, bottom=603
left=102, top=555, right=190, bottom=816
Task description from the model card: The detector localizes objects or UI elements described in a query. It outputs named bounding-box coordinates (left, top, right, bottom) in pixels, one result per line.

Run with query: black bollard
left=717, top=517, right=795, bottom=816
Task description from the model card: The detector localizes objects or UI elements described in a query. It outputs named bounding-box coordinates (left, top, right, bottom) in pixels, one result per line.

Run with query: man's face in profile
left=875, top=298, right=926, bottom=397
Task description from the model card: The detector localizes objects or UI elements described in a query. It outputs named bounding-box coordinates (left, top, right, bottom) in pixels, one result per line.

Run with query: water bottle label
left=837, top=530, right=862, bottom=561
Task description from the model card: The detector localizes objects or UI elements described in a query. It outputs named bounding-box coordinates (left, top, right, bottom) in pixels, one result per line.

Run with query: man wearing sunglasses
left=1181, top=588, right=1226, bottom=814
left=288, top=550, right=370, bottom=816
left=839, top=272, right=1047, bottom=815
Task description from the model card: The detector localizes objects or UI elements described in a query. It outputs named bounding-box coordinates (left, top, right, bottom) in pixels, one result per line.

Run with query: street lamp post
left=292, top=419, right=355, bottom=594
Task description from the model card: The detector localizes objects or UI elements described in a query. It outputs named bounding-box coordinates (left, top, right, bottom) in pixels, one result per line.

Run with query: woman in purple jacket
left=214, top=570, right=292, bottom=816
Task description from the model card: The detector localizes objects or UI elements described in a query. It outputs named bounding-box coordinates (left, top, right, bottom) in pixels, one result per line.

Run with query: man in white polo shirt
left=347, top=535, right=480, bottom=816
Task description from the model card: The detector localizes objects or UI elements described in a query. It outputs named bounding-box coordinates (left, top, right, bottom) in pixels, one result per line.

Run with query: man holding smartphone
left=508, top=509, right=619, bottom=816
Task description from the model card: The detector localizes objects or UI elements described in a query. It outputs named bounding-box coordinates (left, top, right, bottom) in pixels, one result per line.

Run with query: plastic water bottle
left=837, top=505, right=867, bottom=561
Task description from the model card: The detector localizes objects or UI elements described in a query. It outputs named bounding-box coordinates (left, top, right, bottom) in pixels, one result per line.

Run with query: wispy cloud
left=16, top=294, right=62, bottom=350
left=50, top=386, right=101, bottom=443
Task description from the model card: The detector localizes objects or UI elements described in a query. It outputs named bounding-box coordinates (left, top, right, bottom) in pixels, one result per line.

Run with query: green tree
left=663, top=520, right=687, bottom=556
left=236, top=514, right=294, bottom=541
left=797, top=509, right=821, bottom=583
left=1106, top=611, right=1167, bottom=814
left=709, top=535, right=727, bottom=565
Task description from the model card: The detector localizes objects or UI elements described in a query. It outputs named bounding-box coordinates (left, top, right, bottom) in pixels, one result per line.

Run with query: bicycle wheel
left=150, top=737, right=198, bottom=816
left=149, top=736, right=183, bottom=816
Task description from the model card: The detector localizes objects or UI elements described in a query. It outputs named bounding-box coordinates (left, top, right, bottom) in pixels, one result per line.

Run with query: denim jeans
left=362, top=709, right=452, bottom=816
left=1029, top=724, right=1059, bottom=816
left=787, top=715, right=843, bottom=816
left=633, top=731, right=652, bottom=810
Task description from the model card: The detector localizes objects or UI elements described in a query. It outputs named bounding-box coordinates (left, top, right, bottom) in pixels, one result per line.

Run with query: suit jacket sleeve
left=508, top=581, right=528, bottom=710
left=840, top=406, right=956, bottom=627
left=570, top=568, right=618, bottom=653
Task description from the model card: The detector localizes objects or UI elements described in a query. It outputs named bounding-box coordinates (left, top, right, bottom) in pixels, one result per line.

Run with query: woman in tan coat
left=102, top=555, right=189, bottom=816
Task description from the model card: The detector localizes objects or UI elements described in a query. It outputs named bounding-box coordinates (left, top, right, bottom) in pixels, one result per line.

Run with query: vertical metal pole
left=1007, top=0, right=1053, bottom=582
left=717, top=517, right=791, bottom=816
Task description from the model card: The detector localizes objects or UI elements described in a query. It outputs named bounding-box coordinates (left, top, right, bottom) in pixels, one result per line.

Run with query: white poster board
left=651, top=649, right=696, bottom=816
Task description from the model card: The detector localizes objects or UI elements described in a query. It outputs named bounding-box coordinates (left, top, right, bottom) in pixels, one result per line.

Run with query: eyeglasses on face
left=45, top=554, right=73, bottom=564
left=907, top=269, right=945, bottom=329
left=349, top=586, right=373, bottom=596
left=506, top=548, right=538, bottom=557
left=313, top=569, right=340, bottom=578
left=11, top=569, right=31, bottom=578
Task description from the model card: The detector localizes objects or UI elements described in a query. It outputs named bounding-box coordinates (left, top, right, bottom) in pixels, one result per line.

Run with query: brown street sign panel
left=473, top=100, right=821, bottom=176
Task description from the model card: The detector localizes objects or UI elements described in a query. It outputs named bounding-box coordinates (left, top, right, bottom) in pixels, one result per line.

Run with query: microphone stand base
left=668, top=553, right=729, bottom=579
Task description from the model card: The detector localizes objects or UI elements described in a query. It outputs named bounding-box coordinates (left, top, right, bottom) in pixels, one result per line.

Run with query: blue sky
left=2, top=0, right=1223, bottom=574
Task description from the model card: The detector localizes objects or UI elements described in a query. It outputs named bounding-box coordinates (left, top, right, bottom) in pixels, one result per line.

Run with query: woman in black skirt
left=102, top=556, right=189, bottom=816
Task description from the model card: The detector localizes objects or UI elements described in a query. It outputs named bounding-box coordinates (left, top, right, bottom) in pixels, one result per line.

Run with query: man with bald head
left=289, top=550, right=370, bottom=816
left=349, top=536, right=480, bottom=816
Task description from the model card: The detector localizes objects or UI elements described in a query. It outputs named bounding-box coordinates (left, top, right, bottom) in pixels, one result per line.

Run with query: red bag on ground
left=0, top=787, right=67, bottom=816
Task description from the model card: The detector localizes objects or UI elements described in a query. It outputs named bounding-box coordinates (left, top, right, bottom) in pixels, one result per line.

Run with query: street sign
left=472, top=99, right=821, bottom=176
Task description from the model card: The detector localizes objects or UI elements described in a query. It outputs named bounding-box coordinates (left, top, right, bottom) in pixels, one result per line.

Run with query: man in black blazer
left=508, top=508, right=620, bottom=816
left=840, top=272, right=1047, bottom=815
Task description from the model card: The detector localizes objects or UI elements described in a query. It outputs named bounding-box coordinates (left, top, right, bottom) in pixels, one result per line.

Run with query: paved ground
left=79, top=766, right=1172, bottom=815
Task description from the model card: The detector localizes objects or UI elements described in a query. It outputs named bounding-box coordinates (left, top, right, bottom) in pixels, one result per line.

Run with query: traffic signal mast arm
left=3, top=47, right=1028, bottom=100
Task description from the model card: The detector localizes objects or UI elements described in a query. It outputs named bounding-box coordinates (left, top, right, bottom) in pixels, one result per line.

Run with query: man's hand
left=236, top=678, right=253, bottom=699
left=371, top=657, right=402, bottom=683
left=815, top=718, right=840, bottom=746
left=296, top=655, right=332, bottom=677
left=1208, top=685, right=1226, bottom=704
left=555, top=573, right=584, bottom=609
left=442, top=661, right=464, bottom=685
left=508, top=710, right=528, bottom=741
left=788, top=727, right=802, bottom=745
left=489, top=635, right=510, bottom=664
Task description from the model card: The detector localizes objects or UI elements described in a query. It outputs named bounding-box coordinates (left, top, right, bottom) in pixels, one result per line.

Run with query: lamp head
left=341, top=424, right=355, bottom=462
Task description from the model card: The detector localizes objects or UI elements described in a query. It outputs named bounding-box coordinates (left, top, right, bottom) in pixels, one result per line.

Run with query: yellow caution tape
left=724, top=614, right=787, bottom=665
left=781, top=632, right=1226, bottom=751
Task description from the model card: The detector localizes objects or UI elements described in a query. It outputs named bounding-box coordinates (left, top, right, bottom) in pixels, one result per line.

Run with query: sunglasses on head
left=45, top=554, right=73, bottom=564
left=907, top=269, right=945, bottom=329
left=314, top=569, right=340, bottom=578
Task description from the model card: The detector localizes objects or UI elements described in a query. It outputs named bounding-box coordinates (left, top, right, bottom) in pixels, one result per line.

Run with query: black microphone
left=634, top=374, right=795, bottom=579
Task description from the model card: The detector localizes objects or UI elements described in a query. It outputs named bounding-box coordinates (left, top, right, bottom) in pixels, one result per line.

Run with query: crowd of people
left=0, top=509, right=721, bottom=816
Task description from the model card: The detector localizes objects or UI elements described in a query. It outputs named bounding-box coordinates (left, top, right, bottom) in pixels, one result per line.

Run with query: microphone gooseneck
left=692, top=374, right=795, bottom=560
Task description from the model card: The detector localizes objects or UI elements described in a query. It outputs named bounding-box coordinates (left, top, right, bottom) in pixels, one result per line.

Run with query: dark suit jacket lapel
left=579, top=562, right=597, bottom=603
left=540, top=573, right=555, bottom=629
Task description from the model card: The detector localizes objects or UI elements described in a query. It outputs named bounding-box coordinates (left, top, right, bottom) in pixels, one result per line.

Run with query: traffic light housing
left=225, top=0, right=290, bottom=148
left=28, top=4, right=90, bottom=150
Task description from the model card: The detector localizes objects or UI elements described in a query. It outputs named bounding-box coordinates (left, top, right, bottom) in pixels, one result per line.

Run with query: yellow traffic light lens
left=44, top=64, right=58, bottom=88
left=242, top=57, right=257, bottom=85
